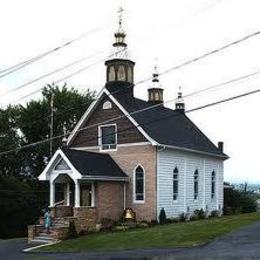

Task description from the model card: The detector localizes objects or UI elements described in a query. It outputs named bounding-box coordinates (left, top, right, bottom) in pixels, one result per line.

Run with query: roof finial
left=175, top=86, right=185, bottom=112
left=118, top=6, right=124, bottom=32
left=152, top=58, right=159, bottom=83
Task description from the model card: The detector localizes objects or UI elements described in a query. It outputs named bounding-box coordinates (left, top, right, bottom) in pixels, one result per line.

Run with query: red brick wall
left=95, top=181, right=124, bottom=221
left=88, top=145, right=157, bottom=221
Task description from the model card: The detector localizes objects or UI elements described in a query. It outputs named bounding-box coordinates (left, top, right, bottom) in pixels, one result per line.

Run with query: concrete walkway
left=1, top=221, right=260, bottom=259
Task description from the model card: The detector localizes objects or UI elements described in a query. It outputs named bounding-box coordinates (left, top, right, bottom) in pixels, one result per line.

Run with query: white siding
left=157, top=148, right=224, bottom=219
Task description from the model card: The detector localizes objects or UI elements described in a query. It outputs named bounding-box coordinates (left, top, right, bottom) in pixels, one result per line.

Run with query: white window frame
left=133, top=165, right=145, bottom=204
left=98, top=124, right=117, bottom=151
left=173, top=167, right=179, bottom=202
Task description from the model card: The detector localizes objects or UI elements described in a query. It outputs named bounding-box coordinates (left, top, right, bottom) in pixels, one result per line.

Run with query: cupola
left=148, top=66, right=164, bottom=104
left=105, top=8, right=135, bottom=86
left=175, top=86, right=185, bottom=112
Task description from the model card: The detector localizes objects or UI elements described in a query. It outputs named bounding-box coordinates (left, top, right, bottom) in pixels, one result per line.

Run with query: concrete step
left=30, top=238, right=56, bottom=244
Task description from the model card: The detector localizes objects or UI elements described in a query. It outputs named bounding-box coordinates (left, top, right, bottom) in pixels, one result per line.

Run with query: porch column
left=66, top=183, right=70, bottom=206
left=74, top=179, right=80, bottom=207
left=50, top=180, right=55, bottom=207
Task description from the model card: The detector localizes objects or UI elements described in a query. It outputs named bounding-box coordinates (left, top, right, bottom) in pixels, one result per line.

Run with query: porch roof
left=61, top=148, right=128, bottom=180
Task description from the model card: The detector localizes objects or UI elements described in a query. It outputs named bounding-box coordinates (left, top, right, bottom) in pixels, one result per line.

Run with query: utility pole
left=50, top=93, right=54, bottom=158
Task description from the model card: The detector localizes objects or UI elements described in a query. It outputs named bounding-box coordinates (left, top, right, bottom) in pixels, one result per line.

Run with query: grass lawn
left=41, top=213, right=260, bottom=252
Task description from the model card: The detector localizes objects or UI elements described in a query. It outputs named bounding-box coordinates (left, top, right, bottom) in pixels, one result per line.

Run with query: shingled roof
left=62, top=148, right=128, bottom=179
left=106, top=83, right=227, bottom=158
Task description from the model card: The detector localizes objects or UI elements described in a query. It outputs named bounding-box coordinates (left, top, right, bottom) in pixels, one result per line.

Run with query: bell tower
left=105, top=8, right=135, bottom=85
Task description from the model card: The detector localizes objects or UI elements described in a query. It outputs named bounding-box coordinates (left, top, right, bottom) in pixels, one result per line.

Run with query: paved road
left=1, top=221, right=260, bottom=259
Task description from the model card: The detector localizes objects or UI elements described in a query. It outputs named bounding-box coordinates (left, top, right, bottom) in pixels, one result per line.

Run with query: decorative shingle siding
left=157, top=148, right=224, bottom=219
left=71, top=94, right=147, bottom=147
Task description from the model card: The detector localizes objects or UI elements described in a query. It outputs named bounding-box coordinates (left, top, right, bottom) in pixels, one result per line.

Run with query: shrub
left=68, top=221, right=78, bottom=238
left=159, top=208, right=167, bottom=224
left=210, top=210, right=219, bottom=218
left=100, top=218, right=115, bottom=232
left=224, top=187, right=257, bottom=214
left=198, top=209, right=206, bottom=219
left=179, top=213, right=186, bottom=222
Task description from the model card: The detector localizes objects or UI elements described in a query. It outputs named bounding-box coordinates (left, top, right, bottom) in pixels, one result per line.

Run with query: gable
left=70, top=93, right=147, bottom=148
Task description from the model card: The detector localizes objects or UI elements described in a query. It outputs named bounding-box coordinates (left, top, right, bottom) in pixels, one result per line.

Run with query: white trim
left=133, top=164, right=145, bottom=204
left=123, top=183, right=126, bottom=210
left=91, top=182, right=95, bottom=207
left=38, top=149, right=82, bottom=181
left=161, top=144, right=228, bottom=160
left=81, top=176, right=128, bottom=182
left=173, top=166, right=179, bottom=202
left=203, top=159, right=206, bottom=210
left=183, top=158, right=187, bottom=212
left=70, top=142, right=151, bottom=151
left=104, top=88, right=158, bottom=146
left=67, top=86, right=106, bottom=145
left=98, top=123, right=117, bottom=152
left=67, top=87, right=157, bottom=147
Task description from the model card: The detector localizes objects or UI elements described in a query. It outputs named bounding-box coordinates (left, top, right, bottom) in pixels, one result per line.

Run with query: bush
left=198, top=209, right=206, bottom=219
left=179, top=213, right=186, bottom=222
left=159, top=208, right=167, bottom=224
left=68, top=221, right=78, bottom=238
left=100, top=218, right=115, bottom=231
left=210, top=210, right=219, bottom=218
left=224, top=188, right=257, bottom=214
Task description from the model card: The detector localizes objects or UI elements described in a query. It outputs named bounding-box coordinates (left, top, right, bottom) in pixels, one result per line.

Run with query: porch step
left=30, top=236, right=57, bottom=244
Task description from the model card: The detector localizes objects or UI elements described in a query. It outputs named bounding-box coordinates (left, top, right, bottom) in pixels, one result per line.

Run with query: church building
left=38, top=13, right=228, bottom=234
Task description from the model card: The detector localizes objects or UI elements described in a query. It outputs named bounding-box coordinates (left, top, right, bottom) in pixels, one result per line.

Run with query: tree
left=0, top=83, right=95, bottom=238
left=16, top=83, right=95, bottom=178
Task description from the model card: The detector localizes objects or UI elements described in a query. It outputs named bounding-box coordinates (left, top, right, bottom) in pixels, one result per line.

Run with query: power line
left=1, top=51, right=105, bottom=98
left=6, top=65, right=260, bottom=136
left=0, top=26, right=104, bottom=79
left=7, top=29, right=260, bottom=104
left=1, top=86, right=260, bottom=157
left=12, top=50, right=123, bottom=103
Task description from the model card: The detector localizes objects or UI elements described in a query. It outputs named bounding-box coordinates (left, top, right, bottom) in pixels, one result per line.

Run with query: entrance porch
left=29, top=148, right=128, bottom=242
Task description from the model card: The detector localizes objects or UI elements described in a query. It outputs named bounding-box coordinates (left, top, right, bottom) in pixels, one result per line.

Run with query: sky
left=0, top=0, right=260, bottom=184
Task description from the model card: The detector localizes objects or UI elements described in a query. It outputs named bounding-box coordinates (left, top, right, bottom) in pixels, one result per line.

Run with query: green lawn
left=41, top=213, right=260, bottom=252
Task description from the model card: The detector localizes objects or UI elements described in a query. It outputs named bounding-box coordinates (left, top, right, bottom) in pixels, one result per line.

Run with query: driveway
left=1, top=221, right=260, bottom=259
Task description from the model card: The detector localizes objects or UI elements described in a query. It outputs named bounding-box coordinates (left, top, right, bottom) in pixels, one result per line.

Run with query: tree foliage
left=224, top=187, right=257, bottom=215
left=0, top=83, right=95, bottom=238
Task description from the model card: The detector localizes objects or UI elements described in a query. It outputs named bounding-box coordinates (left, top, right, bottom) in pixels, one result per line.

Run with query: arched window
left=211, top=171, right=216, bottom=199
left=134, top=166, right=145, bottom=202
left=173, top=167, right=179, bottom=201
left=108, top=66, right=115, bottom=81
left=118, top=65, right=126, bottom=81
left=194, top=169, right=199, bottom=200
left=102, top=101, right=112, bottom=110
left=127, top=67, right=133, bottom=82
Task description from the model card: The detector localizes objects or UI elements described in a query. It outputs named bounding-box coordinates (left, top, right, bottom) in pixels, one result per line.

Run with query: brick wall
left=89, top=144, right=157, bottom=221
left=95, top=181, right=124, bottom=221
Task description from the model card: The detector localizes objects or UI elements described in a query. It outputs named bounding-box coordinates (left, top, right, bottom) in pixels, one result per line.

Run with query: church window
left=127, top=67, right=133, bottom=82
left=118, top=65, right=126, bottom=81
left=134, top=165, right=145, bottom=202
left=102, top=101, right=112, bottom=110
left=211, top=171, right=216, bottom=199
left=99, top=124, right=117, bottom=150
left=108, top=66, right=116, bottom=81
left=173, top=167, right=179, bottom=201
left=194, top=169, right=199, bottom=200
